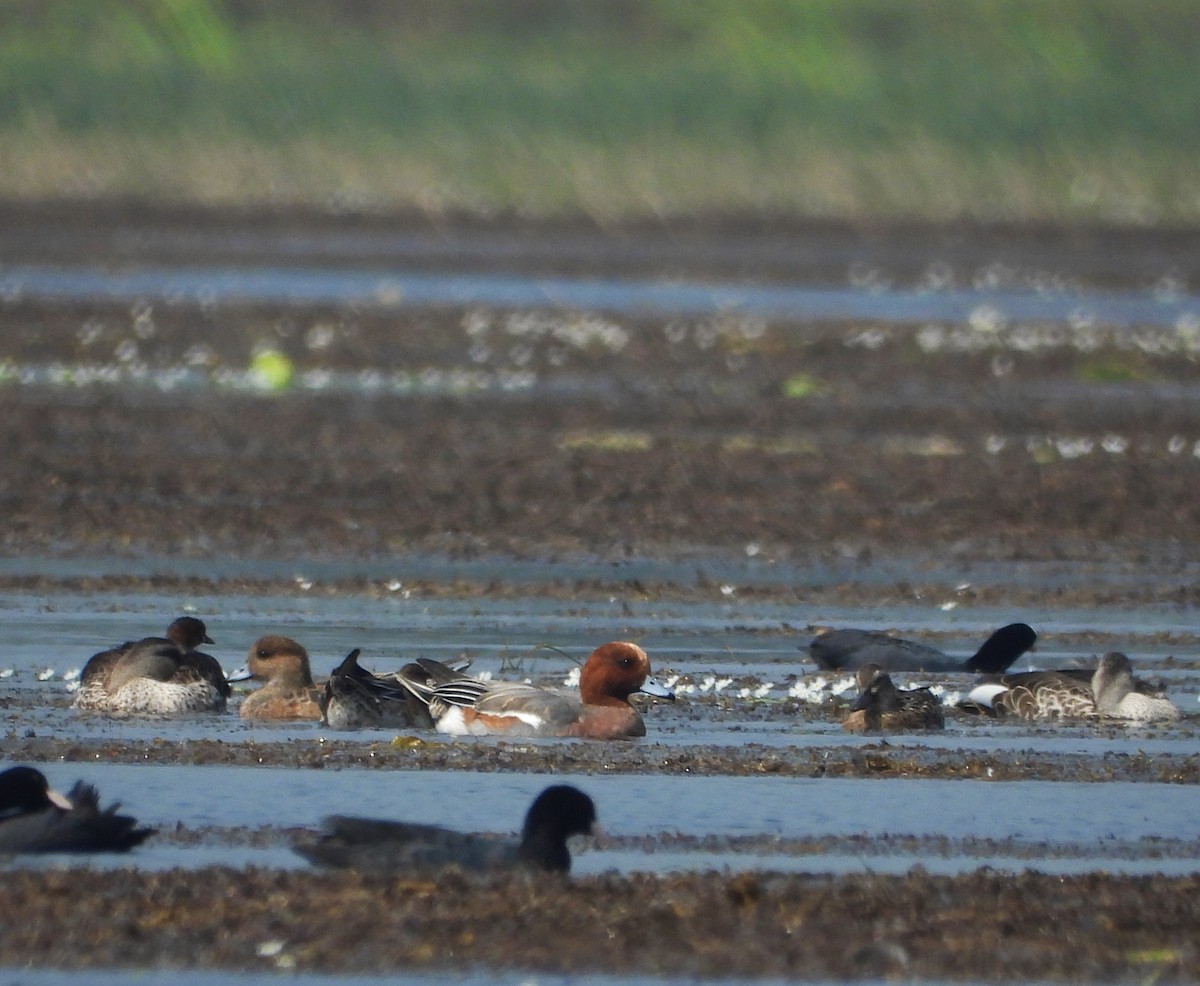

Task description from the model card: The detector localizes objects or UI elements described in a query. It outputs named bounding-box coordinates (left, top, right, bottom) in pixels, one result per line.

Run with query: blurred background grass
left=1, top=0, right=1197, bottom=224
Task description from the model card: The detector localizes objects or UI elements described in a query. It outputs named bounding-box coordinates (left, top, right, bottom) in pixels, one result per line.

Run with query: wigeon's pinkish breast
left=398, top=641, right=674, bottom=739
left=235, top=635, right=323, bottom=720
left=72, top=616, right=229, bottom=715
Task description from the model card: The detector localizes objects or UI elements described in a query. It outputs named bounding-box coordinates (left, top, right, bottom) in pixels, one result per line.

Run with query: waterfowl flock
left=59, top=614, right=1184, bottom=734
left=1, top=613, right=1187, bottom=868
left=4, top=618, right=674, bottom=863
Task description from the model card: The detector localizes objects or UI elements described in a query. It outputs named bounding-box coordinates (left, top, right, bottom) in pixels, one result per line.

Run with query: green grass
left=2, top=0, right=1198, bottom=223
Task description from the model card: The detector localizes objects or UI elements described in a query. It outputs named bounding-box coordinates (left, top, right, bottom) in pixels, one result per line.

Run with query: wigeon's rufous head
left=579, top=642, right=674, bottom=706
left=564, top=641, right=674, bottom=739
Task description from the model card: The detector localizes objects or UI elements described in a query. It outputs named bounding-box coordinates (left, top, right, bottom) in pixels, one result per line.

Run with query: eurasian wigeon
left=0, top=766, right=154, bottom=853
left=294, top=784, right=596, bottom=874
left=809, top=622, right=1036, bottom=673
left=396, top=641, right=674, bottom=739
left=72, top=616, right=230, bottom=714
left=968, top=652, right=1180, bottom=722
left=235, top=635, right=323, bottom=720
left=319, top=648, right=439, bottom=730
left=842, top=664, right=945, bottom=732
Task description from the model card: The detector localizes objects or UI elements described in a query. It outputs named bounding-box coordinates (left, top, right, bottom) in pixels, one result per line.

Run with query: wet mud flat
left=2, top=207, right=1200, bottom=566
left=6, top=322, right=1200, bottom=568
left=3, top=204, right=1200, bottom=983
left=1, top=867, right=1197, bottom=982
left=5, top=730, right=1200, bottom=784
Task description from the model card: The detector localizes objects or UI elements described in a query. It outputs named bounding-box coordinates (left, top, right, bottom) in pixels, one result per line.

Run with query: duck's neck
left=578, top=684, right=629, bottom=707
left=1091, top=667, right=1132, bottom=713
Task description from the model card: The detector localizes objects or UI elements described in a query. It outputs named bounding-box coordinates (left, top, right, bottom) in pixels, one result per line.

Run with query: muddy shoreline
left=5, top=377, right=1200, bottom=565
left=2, top=733, right=1197, bottom=784
left=2, top=868, right=1197, bottom=981
left=6, top=572, right=1200, bottom=614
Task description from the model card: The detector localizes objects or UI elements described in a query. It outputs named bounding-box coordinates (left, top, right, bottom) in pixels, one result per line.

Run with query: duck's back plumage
left=967, top=653, right=1180, bottom=722
left=320, top=649, right=438, bottom=730
left=810, top=622, right=1036, bottom=673
left=983, top=670, right=1095, bottom=719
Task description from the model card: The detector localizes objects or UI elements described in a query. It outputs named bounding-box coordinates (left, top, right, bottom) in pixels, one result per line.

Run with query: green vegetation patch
left=2, top=1, right=1198, bottom=222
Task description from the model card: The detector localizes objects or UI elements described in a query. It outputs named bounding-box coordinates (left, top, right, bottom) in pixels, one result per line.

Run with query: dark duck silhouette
left=319, top=648, right=453, bottom=730
left=0, top=766, right=154, bottom=853
left=294, top=784, right=597, bottom=875
left=809, top=622, right=1036, bottom=673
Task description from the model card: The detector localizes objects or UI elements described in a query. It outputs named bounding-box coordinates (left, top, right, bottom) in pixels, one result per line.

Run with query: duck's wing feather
left=994, top=670, right=1095, bottom=718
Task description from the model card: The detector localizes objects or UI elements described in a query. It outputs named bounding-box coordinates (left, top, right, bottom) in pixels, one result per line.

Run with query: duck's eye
left=620, top=657, right=632, bottom=666
left=257, top=649, right=271, bottom=659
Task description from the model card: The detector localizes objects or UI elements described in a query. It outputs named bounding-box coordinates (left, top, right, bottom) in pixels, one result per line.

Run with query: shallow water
left=3, top=578, right=1199, bottom=885
left=13, top=763, right=1198, bottom=841
left=6, top=765, right=1199, bottom=879
left=4, top=580, right=1198, bottom=737
left=3, top=262, right=1200, bottom=329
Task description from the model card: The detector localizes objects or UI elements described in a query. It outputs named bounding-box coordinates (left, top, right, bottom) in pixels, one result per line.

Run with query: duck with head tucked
left=842, top=664, right=945, bottom=732
left=235, top=635, right=323, bottom=720
left=0, top=765, right=155, bottom=853
left=968, top=651, right=1180, bottom=723
left=320, top=648, right=443, bottom=730
left=294, top=784, right=597, bottom=875
left=1092, top=652, right=1181, bottom=721
left=319, top=649, right=481, bottom=730
left=395, top=641, right=674, bottom=739
left=72, top=616, right=230, bottom=714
